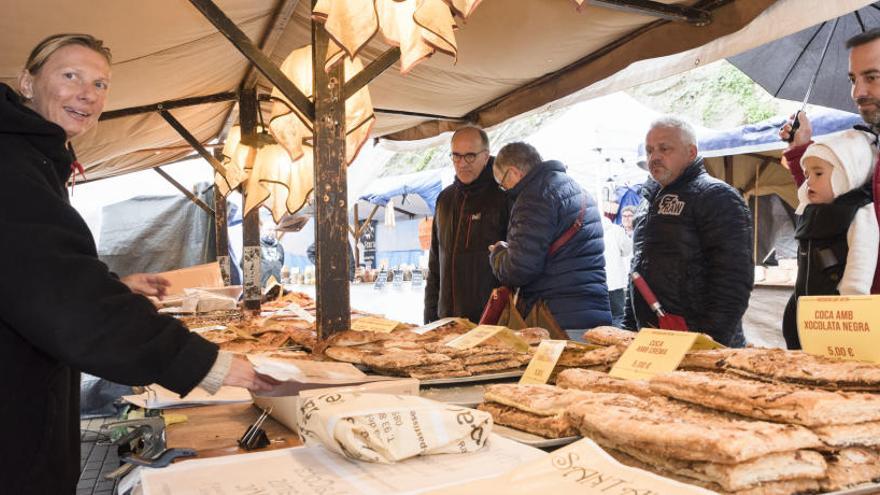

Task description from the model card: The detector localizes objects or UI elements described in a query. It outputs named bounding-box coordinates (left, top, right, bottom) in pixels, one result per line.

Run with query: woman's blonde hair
left=25, top=33, right=112, bottom=75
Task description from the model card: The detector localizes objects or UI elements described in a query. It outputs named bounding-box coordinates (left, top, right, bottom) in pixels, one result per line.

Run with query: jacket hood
left=454, top=156, right=497, bottom=192
left=0, top=83, right=73, bottom=179
left=796, top=129, right=877, bottom=214
left=509, top=160, right=566, bottom=197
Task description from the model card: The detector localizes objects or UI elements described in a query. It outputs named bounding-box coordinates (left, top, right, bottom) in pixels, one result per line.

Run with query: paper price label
left=424, top=437, right=713, bottom=495
left=412, top=317, right=472, bottom=335
left=519, top=340, right=567, bottom=385
left=797, top=295, right=880, bottom=363
left=609, top=328, right=698, bottom=380
left=445, top=325, right=507, bottom=350
left=284, top=302, right=316, bottom=324
left=351, top=316, right=401, bottom=333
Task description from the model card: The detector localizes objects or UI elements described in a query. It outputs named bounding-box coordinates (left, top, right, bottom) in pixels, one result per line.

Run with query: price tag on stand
left=797, top=295, right=880, bottom=363
left=412, top=317, right=472, bottom=335
left=445, top=325, right=529, bottom=352
left=519, top=340, right=567, bottom=384
left=351, top=316, right=401, bottom=333
left=609, top=329, right=699, bottom=380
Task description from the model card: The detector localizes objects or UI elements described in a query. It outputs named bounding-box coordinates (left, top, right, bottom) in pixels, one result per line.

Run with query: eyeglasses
left=450, top=150, right=487, bottom=164
left=494, top=168, right=511, bottom=191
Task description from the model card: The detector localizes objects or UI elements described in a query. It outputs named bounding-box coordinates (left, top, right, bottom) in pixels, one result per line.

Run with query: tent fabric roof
left=2, top=0, right=861, bottom=182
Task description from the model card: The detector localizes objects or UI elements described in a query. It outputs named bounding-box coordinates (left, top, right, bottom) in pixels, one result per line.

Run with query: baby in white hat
left=782, top=129, right=879, bottom=349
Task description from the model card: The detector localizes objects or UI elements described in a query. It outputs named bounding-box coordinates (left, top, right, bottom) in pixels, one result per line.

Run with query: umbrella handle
left=631, top=272, right=666, bottom=317
left=783, top=112, right=801, bottom=144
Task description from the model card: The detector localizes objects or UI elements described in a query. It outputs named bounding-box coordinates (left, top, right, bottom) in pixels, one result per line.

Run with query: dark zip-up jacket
left=425, top=159, right=508, bottom=323
left=0, top=83, right=218, bottom=494
left=782, top=187, right=872, bottom=349
left=490, top=160, right=611, bottom=330
left=623, top=158, right=753, bottom=347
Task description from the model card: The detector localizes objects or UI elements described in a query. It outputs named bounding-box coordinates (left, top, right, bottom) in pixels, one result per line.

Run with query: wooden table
left=165, top=402, right=301, bottom=459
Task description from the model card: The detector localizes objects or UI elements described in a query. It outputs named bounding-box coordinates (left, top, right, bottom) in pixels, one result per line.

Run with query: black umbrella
left=728, top=3, right=880, bottom=114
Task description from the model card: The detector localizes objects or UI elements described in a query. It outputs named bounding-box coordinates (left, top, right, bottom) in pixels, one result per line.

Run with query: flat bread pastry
left=477, top=402, right=577, bottom=438
left=721, top=348, right=880, bottom=391
left=513, top=327, right=551, bottom=345
left=600, top=441, right=826, bottom=492
left=461, top=352, right=521, bottom=366
left=362, top=351, right=451, bottom=369
left=649, top=371, right=880, bottom=426
left=322, top=330, right=395, bottom=347
left=607, top=448, right=822, bottom=495
left=556, top=343, right=625, bottom=367
left=324, top=346, right=371, bottom=364
left=466, top=359, right=527, bottom=374
left=812, top=421, right=880, bottom=448
left=483, top=383, right=592, bottom=416
left=820, top=448, right=880, bottom=492
left=566, top=392, right=822, bottom=463
left=556, top=368, right=654, bottom=398
left=408, top=369, right=471, bottom=380
left=583, top=326, right=636, bottom=346
left=679, top=348, right=738, bottom=371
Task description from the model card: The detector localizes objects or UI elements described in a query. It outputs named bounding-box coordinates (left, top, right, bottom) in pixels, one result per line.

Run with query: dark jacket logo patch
left=657, top=194, right=686, bottom=216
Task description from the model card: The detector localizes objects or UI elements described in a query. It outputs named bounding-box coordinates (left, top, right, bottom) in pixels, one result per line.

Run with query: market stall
left=5, top=1, right=880, bottom=494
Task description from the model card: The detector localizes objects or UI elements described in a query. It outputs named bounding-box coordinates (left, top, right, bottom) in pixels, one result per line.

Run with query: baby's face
left=803, top=157, right=835, bottom=204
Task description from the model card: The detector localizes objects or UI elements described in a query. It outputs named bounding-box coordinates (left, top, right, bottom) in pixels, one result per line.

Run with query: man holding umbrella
left=780, top=28, right=880, bottom=294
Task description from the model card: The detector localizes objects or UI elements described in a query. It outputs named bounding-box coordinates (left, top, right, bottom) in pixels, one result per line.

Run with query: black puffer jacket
left=425, top=159, right=508, bottom=323
left=490, top=160, right=611, bottom=330
left=623, top=158, right=753, bottom=347
left=782, top=186, right=872, bottom=349
left=0, top=83, right=218, bottom=494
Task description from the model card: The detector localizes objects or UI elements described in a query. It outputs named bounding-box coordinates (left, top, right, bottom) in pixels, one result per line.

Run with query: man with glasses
left=489, top=142, right=611, bottom=336
left=425, top=126, right=509, bottom=324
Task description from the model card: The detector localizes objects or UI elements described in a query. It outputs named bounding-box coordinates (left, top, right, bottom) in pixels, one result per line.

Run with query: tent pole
left=159, top=109, right=227, bottom=176
left=213, top=148, right=232, bottom=285
left=352, top=203, right=361, bottom=271
left=754, top=162, right=759, bottom=266
left=343, top=47, right=401, bottom=99
left=239, top=88, right=263, bottom=312
left=723, top=155, right=733, bottom=186
left=188, top=0, right=314, bottom=121
left=587, top=0, right=711, bottom=25
left=312, top=13, right=351, bottom=338
left=152, top=167, right=215, bottom=216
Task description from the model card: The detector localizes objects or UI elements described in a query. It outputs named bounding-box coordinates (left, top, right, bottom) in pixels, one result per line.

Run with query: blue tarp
left=698, top=108, right=863, bottom=157
left=637, top=108, right=863, bottom=160
left=358, top=168, right=444, bottom=216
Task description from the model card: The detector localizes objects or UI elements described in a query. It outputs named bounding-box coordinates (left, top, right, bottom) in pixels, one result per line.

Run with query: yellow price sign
left=351, top=316, right=401, bottom=333
left=609, top=329, right=699, bottom=381
left=445, top=325, right=529, bottom=352
left=519, top=340, right=567, bottom=385
left=797, top=295, right=880, bottom=363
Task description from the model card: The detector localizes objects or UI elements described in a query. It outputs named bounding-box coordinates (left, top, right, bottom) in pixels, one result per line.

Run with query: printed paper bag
left=296, top=392, right=492, bottom=463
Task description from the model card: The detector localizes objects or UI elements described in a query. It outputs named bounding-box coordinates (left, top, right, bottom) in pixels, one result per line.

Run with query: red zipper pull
left=69, top=160, right=87, bottom=194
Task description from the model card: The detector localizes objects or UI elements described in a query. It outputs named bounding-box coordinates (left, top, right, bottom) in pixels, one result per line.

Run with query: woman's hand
left=222, top=356, right=282, bottom=392
left=121, top=273, right=172, bottom=298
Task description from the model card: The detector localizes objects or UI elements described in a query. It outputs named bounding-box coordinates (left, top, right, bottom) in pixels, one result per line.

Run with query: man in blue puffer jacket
left=488, top=142, right=611, bottom=333
left=624, top=116, right=753, bottom=347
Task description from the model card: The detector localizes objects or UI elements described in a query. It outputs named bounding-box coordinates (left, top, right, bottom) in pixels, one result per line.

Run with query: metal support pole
left=587, top=0, right=711, bottom=25
left=213, top=149, right=231, bottom=285
left=188, top=0, right=314, bottom=121
left=723, top=155, right=734, bottom=186
left=313, top=17, right=351, bottom=338
left=239, top=88, right=262, bottom=311
left=159, top=109, right=227, bottom=176
left=152, top=167, right=215, bottom=216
